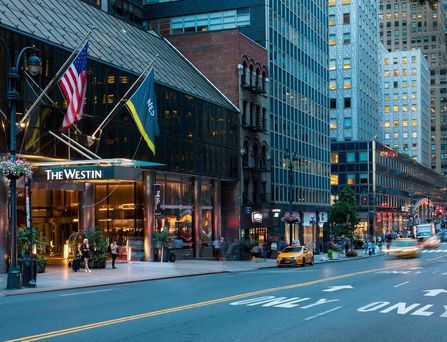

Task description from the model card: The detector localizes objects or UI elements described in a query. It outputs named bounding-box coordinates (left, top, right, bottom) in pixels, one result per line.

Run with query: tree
left=327, top=187, right=360, bottom=239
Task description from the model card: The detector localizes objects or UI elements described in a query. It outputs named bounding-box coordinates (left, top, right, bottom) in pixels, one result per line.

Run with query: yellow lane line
left=6, top=261, right=420, bottom=342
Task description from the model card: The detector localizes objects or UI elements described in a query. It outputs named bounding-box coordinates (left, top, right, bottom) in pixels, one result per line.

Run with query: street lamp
left=282, top=149, right=299, bottom=246
left=1, top=40, right=41, bottom=289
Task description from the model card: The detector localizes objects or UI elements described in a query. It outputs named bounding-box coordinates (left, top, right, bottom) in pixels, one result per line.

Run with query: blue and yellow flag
left=125, top=68, right=159, bottom=155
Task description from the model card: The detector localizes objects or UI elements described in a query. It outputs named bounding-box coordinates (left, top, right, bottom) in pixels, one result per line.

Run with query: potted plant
left=36, top=256, right=48, bottom=273
left=328, top=246, right=341, bottom=260
left=0, top=158, right=33, bottom=179
left=153, top=230, right=170, bottom=262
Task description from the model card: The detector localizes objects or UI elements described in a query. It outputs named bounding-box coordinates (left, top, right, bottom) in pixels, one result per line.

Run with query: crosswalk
left=421, top=249, right=447, bottom=253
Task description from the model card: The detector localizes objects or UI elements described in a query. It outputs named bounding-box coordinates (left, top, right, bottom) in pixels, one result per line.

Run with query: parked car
left=277, top=246, right=313, bottom=267
left=437, top=230, right=447, bottom=242
left=387, top=238, right=421, bottom=258
left=421, top=235, right=441, bottom=249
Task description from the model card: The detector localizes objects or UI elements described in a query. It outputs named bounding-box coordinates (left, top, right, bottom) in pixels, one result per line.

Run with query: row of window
left=328, top=13, right=350, bottom=26
left=329, top=78, right=351, bottom=90
left=330, top=97, right=351, bottom=109
left=384, top=105, right=419, bottom=113
left=384, top=132, right=418, bottom=140
left=384, top=80, right=419, bottom=89
left=331, top=151, right=368, bottom=163
left=329, top=58, right=351, bottom=70
left=329, top=32, right=350, bottom=45
left=384, top=119, right=418, bottom=128
left=380, top=2, right=436, bottom=10
left=146, top=8, right=250, bottom=35
left=385, top=143, right=417, bottom=151
left=330, top=118, right=353, bottom=129
left=331, top=173, right=369, bottom=186
left=329, top=0, right=351, bottom=6
left=384, top=93, right=417, bottom=101
left=383, top=68, right=417, bottom=76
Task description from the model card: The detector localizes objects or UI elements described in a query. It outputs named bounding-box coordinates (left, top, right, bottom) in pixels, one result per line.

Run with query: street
left=1, top=245, right=447, bottom=342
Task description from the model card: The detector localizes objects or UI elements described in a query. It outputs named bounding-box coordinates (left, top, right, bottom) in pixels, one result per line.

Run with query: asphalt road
left=1, top=245, right=447, bottom=342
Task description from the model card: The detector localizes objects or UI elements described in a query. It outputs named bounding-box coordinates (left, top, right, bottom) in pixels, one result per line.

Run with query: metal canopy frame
left=32, top=158, right=165, bottom=169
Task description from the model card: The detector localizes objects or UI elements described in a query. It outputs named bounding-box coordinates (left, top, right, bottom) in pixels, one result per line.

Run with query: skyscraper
left=144, top=0, right=330, bottom=247
left=381, top=50, right=431, bottom=167
left=380, top=0, right=447, bottom=174
left=329, top=0, right=381, bottom=142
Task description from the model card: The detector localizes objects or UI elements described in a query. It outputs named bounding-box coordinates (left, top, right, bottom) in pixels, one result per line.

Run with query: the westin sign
left=45, top=168, right=103, bottom=181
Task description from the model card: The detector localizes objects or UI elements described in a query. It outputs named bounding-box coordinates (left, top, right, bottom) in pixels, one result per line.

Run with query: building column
left=143, top=172, right=155, bottom=261
left=193, top=177, right=202, bottom=258
left=0, top=177, right=8, bottom=273
left=79, top=183, right=95, bottom=231
left=212, top=179, right=221, bottom=240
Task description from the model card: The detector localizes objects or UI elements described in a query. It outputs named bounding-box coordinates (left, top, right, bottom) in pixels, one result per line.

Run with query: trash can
left=20, top=254, right=37, bottom=288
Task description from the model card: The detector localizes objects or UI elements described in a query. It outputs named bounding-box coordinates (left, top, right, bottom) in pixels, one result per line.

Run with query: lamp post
left=2, top=41, right=41, bottom=289
left=282, top=149, right=299, bottom=246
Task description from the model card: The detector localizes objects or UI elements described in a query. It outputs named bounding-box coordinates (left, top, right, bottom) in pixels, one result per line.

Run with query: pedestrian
left=81, top=238, right=91, bottom=272
left=212, top=237, right=222, bottom=261
left=344, top=240, right=350, bottom=254
left=110, top=238, right=119, bottom=269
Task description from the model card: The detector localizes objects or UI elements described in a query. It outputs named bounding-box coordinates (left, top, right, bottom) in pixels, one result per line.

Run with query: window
left=384, top=70, right=390, bottom=77
left=359, top=151, right=368, bottom=162
left=384, top=82, right=389, bottom=89
left=343, top=32, right=351, bottom=44
left=329, top=59, right=336, bottom=70
left=412, top=104, right=417, bottom=112
left=403, top=132, right=408, bottom=139
left=402, top=68, right=407, bottom=76
left=393, top=120, right=399, bottom=127
left=346, top=152, right=355, bottom=162
left=411, top=68, right=417, bottom=75
left=394, top=132, right=399, bottom=139
left=331, top=152, right=339, bottom=163
left=329, top=14, right=336, bottom=26
left=329, top=79, right=336, bottom=90
left=329, top=0, right=336, bottom=7
left=343, top=78, right=351, bottom=89
left=343, top=117, right=352, bottom=128
left=411, top=93, right=417, bottom=99
left=359, top=174, right=368, bottom=184
left=412, top=119, right=417, bottom=126
left=402, top=57, right=408, bottom=64
left=393, top=105, right=399, bottom=112
left=403, top=143, right=408, bottom=150
left=330, top=119, right=337, bottom=129
left=402, top=81, right=408, bottom=88
left=403, top=119, right=409, bottom=127
left=344, top=97, right=351, bottom=108
left=343, top=13, right=350, bottom=24
left=384, top=58, right=390, bottom=65
left=385, top=133, right=390, bottom=139
left=343, top=58, right=351, bottom=69
left=412, top=131, right=417, bottom=138
left=412, top=143, right=417, bottom=151
left=384, top=121, right=391, bottom=128
left=402, top=105, right=408, bottom=112
left=330, top=98, right=337, bottom=109
left=347, top=174, right=355, bottom=185
left=330, top=174, right=339, bottom=185
left=384, top=106, right=390, bottom=113
left=402, top=93, right=408, bottom=100
left=393, top=81, right=398, bottom=88
left=329, top=34, right=336, bottom=46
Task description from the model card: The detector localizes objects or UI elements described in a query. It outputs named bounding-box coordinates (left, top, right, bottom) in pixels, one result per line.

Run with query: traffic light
left=437, top=208, right=444, bottom=216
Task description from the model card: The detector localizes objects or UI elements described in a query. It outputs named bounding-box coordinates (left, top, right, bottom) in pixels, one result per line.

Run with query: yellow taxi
left=276, top=246, right=314, bottom=267
left=421, top=235, right=441, bottom=249
left=387, top=238, right=421, bottom=258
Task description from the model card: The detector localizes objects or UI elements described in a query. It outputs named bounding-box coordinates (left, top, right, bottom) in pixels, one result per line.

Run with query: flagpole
left=87, top=54, right=159, bottom=146
left=48, top=131, right=94, bottom=160
left=19, top=29, right=94, bottom=127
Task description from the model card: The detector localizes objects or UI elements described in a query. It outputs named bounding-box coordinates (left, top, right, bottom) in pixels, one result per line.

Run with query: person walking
left=212, top=237, right=222, bottom=261
left=110, top=239, right=119, bottom=269
left=81, top=238, right=91, bottom=272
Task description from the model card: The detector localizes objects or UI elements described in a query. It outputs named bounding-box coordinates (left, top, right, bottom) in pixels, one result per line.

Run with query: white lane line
left=59, top=289, right=114, bottom=297
left=304, top=306, right=343, bottom=321
left=394, top=281, right=410, bottom=288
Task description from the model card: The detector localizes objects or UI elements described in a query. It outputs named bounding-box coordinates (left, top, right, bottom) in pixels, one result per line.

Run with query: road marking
left=394, top=281, right=410, bottom=288
left=423, top=289, right=447, bottom=297
left=5, top=262, right=421, bottom=342
left=59, top=289, right=114, bottom=297
left=304, top=306, right=343, bottom=321
left=323, top=285, right=353, bottom=292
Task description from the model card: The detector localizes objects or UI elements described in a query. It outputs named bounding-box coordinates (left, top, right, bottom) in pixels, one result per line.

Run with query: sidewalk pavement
left=0, top=249, right=383, bottom=296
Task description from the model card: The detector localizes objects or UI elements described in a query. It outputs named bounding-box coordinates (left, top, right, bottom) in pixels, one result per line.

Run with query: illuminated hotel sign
left=251, top=212, right=263, bottom=223
left=45, top=168, right=103, bottom=181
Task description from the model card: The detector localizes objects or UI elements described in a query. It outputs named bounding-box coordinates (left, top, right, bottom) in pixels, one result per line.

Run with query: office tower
left=329, top=0, right=381, bottom=142
left=380, top=0, right=447, bottom=174
left=145, top=1, right=330, bottom=247
left=381, top=50, right=431, bottom=167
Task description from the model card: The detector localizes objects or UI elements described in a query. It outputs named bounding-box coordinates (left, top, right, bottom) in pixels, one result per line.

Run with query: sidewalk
left=0, top=250, right=382, bottom=296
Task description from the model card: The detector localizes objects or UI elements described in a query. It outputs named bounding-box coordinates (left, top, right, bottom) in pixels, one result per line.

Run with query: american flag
left=59, top=41, right=89, bottom=130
